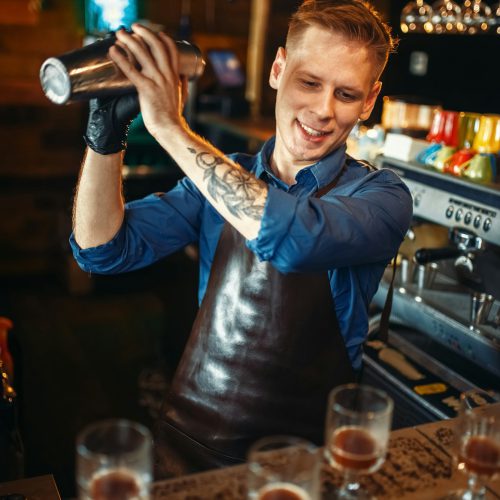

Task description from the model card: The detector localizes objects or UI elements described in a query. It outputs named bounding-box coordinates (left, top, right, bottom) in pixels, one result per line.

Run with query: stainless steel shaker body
left=40, top=33, right=205, bottom=105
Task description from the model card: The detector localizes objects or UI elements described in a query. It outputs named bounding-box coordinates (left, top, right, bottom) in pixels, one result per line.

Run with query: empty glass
left=462, top=0, right=492, bottom=34
left=400, top=0, right=434, bottom=33
left=489, top=2, right=500, bottom=34
left=430, top=0, right=463, bottom=33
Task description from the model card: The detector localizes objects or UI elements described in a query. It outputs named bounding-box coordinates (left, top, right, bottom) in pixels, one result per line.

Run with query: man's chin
left=295, top=143, right=338, bottom=163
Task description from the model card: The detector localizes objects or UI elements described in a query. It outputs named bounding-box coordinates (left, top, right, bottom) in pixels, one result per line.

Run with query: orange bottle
left=0, top=316, right=14, bottom=383
left=0, top=316, right=24, bottom=481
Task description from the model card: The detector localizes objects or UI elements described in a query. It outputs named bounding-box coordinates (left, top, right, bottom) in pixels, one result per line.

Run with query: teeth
left=299, top=121, right=328, bottom=137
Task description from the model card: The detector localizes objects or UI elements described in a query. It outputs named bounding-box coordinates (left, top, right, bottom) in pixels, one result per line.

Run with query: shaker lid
left=40, top=57, right=72, bottom=105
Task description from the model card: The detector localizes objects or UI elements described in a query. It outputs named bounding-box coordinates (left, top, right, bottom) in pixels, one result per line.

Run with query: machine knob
left=455, top=208, right=463, bottom=222
left=483, top=218, right=492, bottom=232
left=464, top=212, right=473, bottom=225
left=473, top=215, right=482, bottom=229
left=414, top=194, right=422, bottom=207
left=445, top=206, right=454, bottom=218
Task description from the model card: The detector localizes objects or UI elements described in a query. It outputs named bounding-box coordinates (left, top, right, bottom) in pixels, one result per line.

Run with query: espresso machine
left=362, top=156, right=500, bottom=429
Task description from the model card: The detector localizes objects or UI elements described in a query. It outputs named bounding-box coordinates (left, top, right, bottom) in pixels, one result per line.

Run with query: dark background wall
left=378, top=0, right=500, bottom=118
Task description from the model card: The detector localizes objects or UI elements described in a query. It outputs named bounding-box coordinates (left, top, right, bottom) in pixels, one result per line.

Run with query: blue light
left=85, top=0, right=138, bottom=34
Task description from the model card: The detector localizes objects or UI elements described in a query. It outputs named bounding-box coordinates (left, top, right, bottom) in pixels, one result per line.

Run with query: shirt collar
left=254, top=137, right=347, bottom=190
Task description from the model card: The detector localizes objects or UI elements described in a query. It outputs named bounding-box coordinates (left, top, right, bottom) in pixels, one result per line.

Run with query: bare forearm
left=107, top=24, right=268, bottom=240
left=73, top=148, right=125, bottom=249
left=154, top=124, right=268, bottom=240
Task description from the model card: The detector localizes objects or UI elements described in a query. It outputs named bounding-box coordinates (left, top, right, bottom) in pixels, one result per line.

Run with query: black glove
left=84, top=93, right=140, bottom=155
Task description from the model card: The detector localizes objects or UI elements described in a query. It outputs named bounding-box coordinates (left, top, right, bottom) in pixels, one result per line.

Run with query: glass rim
left=247, top=434, right=317, bottom=459
left=329, top=383, right=394, bottom=419
left=76, top=418, right=152, bottom=459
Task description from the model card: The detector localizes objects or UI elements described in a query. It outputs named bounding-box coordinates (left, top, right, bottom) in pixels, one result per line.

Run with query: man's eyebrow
left=295, top=70, right=322, bottom=81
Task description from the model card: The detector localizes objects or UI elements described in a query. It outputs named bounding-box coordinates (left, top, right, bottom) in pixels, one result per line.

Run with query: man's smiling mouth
left=297, top=120, right=331, bottom=137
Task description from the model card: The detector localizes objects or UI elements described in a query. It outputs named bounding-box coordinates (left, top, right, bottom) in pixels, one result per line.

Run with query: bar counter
left=0, top=406, right=498, bottom=499
left=152, top=404, right=500, bottom=500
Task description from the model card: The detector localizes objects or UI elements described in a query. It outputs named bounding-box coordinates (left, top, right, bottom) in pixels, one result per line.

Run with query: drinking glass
left=430, top=0, right=463, bottom=33
left=324, top=384, right=393, bottom=500
left=443, top=390, right=500, bottom=500
left=247, top=435, right=320, bottom=500
left=76, top=419, right=153, bottom=500
left=400, top=0, right=434, bottom=33
left=462, top=0, right=492, bottom=34
left=489, top=2, right=500, bottom=34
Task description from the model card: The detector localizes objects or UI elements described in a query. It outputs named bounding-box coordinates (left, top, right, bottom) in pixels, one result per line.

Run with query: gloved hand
left=83, top=93, right=140, bottom=155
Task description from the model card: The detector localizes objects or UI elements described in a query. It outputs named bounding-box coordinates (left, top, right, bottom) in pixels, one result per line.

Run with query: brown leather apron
left=155, top=177, right=355, bottom=478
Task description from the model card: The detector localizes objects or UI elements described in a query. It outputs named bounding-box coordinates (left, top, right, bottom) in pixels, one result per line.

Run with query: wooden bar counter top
left=152, top=404, right=500, bottom=500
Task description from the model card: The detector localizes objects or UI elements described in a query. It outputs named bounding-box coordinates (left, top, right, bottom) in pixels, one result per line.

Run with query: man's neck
left=269, top=151, right=316, bottom=186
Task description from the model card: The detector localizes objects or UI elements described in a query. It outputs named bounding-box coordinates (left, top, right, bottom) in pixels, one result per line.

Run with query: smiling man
left=70, top=0, right=412, bottom=477
left=271, top=27, right=382, bottom=179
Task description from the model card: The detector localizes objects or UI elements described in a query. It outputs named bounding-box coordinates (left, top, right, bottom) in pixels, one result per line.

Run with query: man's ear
left=269, top=47, right=286, bottom=90
left=359, top=81, right=382, bottom=121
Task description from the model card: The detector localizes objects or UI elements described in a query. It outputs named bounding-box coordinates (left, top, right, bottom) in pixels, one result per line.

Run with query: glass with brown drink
left=247, top=436, right=320, bottom=500
left=443, top=390, right=500, bottom=500
left=76, top=419, right=152, bottom=500
left=324, top=384, right=393, bottom=499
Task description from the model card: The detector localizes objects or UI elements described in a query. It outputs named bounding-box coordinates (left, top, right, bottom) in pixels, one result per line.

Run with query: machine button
left=483, top=218, right=492, bottom=232
left=455, top=208, right=463, bottom=222
left=464, top=212, right=473, bottom=224
left=414, top=194, right=422, bottom=207
left=473, top=215, right=482, bottom=229
left=445, top=206, right=454, bottom=218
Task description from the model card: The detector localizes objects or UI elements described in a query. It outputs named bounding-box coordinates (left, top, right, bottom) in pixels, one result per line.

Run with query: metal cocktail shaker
left=40, top=33, right=205, bottom=105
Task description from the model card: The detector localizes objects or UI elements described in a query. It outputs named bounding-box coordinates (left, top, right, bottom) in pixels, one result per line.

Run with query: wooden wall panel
left=0, top=0, right=41, bottom=26
left=0, top=0, right=83, bottom=101
left=145, top=0, right=251, bottom=38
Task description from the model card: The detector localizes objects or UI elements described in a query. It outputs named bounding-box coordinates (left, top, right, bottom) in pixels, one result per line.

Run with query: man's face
left=269, top=26, right=381, bottom=171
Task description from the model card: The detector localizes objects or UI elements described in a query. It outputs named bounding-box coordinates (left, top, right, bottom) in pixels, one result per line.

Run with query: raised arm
left=73, top=94, right=140, bottom=249
left=73, top=149, right=124, bottom=249
left=109, top=24, right=269, bottom=241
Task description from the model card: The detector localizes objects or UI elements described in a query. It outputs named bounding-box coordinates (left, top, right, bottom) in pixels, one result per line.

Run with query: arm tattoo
left=188, top=147, right=266, bottom=220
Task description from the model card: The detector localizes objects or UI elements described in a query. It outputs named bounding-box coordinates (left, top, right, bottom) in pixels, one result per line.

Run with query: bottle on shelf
left=0, top=316, right=25, bottom=481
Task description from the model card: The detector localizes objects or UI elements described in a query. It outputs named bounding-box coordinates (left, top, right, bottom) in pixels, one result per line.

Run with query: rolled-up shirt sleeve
left=247, top=168, right=412, bottom=273
left=70, top=177, right=205, bottom=274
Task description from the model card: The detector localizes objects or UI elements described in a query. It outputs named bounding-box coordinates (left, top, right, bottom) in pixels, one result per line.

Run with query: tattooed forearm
left=188, top=147, right=266, bottom=220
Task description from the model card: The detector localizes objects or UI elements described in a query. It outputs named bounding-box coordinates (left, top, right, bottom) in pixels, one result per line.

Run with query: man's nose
left=312, top=91, right=335, bottom=120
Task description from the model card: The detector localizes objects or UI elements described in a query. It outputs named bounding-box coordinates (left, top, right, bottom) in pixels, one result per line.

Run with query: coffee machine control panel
left=380, top=157, right=500, bottom=246
left=409, top=184, right=498, bottom=242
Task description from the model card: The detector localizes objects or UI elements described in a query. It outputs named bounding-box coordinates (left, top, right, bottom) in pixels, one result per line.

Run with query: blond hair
left=286, top=0, right=398, bottom=79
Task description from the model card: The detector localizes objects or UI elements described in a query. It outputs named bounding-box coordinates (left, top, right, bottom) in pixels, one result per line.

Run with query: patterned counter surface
left=152, top=405, right=500, bottom=500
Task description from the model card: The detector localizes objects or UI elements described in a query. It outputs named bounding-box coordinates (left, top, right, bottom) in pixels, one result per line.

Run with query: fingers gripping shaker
left=40, top=33, right=205, bottom=105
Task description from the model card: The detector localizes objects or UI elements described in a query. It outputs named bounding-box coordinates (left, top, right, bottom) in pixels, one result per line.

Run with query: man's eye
left=301, top=80, right=319, bottom=88
left=337, top=91, right=355, bottom=101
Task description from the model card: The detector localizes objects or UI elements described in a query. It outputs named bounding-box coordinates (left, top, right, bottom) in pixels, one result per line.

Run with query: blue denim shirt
left=70, top=138, right=412, bottom=369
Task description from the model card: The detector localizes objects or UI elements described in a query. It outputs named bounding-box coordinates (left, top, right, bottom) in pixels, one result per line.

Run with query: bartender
left=70, top=0, right=412, bottom=478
